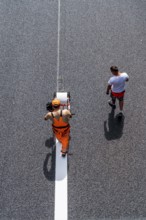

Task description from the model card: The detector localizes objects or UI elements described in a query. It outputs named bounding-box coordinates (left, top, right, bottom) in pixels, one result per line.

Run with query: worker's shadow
left=43, top=137, right=55, bottom=181
left=104, top=109, right=125, bottom=140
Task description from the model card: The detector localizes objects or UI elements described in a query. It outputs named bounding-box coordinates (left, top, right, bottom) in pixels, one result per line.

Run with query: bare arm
left=44, top=112, right=52, bottom=120
left=63, top=109, right=72, bottom=119
left=106, top=84, right=111, bottom=94
left=125, top=73, right=129, bottom=82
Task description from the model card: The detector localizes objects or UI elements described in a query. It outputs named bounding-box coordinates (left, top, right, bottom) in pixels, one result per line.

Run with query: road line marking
left=57, top=0, right=61, bottom=92
left=55, top=1, right=68, bottom=219
left=54, top=139, right=68, bottom=220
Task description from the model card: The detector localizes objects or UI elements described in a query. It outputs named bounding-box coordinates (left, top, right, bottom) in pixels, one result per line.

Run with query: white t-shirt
left=108, top=72, right=129, bottom=93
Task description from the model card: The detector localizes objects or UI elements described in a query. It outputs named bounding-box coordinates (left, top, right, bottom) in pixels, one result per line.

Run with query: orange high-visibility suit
left=51, top=110, right=70, bottom=153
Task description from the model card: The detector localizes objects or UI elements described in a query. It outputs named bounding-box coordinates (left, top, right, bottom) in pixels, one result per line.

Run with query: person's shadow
left=43, top=137, right=55, bottom=181
left=104, top=109, right=125, bottom=140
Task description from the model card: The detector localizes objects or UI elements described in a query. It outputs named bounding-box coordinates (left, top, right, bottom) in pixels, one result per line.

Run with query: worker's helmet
left=52, top=99, right=61, bottom=108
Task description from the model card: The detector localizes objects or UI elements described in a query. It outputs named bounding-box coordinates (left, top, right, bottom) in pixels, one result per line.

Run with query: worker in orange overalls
left=44, top=99, right=71, bottom=157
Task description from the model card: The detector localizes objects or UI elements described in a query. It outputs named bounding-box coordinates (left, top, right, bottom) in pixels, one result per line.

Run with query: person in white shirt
left=106, top=66, right=129, bottom=117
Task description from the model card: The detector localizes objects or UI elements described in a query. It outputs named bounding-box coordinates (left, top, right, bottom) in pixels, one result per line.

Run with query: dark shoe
left=117, top=112, right=123, bottom=119
left=61, top=151, right=68, bottom=157
left=108, top=100, right=116, bottom=109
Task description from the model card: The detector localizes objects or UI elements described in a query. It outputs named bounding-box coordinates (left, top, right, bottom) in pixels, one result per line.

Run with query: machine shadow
left=43, top=137, right=55, bottom=181
left=104, top=109, right=125, bottom=140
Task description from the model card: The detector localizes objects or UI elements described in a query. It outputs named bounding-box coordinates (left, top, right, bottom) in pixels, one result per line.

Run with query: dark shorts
left=111, top=91, right=125, bottom=101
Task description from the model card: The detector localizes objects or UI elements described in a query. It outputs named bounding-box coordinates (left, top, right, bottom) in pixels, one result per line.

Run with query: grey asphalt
left=0, top=1, right=58, bottom=220
left=0, top=0, right=146, bottom=220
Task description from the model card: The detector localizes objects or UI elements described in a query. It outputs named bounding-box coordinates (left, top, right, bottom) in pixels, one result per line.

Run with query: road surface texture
left=0, top=0, right=146, bottom=220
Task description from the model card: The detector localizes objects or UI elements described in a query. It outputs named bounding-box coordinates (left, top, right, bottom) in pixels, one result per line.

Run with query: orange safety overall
left=51, top=110, right=70, bottom=153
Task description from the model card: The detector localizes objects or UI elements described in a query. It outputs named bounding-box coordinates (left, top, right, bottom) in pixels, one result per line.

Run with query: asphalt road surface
left=0, top=0, right=146, bottom=220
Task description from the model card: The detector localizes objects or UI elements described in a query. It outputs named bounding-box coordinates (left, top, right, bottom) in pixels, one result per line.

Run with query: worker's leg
left=61, top=136, right=69, bottom=153
left=53, top=131, right=62, bottom=144
left=117, top=96, right=124, bottom=118
left=61, top=132, right=70, bottom=154
left=52, top=128, right=70, bottom=156
left=111, top=96, right=116, bottom=105
left=108, top=93, right=116, bottom=109
left=118, top=95, right=124, bottom=111
left=119, top=100, right=124, bottom=111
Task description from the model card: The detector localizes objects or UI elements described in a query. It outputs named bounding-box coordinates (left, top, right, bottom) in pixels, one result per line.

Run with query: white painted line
left=55, top=0, right=68, bottom=218
left=57, top=0, right=61, bottom=92
left=54, top=138, right=68, bottom=220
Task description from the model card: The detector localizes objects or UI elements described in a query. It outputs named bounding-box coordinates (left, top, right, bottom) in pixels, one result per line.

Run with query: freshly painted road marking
left=54, top=139, right=68, bottom=220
